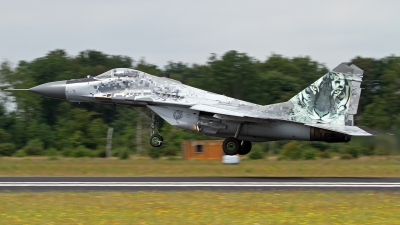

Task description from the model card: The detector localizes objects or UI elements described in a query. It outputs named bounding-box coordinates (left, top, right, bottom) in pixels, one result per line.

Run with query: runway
left=1, top=177, right=400, bottom=191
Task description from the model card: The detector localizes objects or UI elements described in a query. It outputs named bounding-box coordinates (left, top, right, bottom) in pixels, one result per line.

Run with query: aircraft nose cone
left=29, top=80, right=67, bottom=100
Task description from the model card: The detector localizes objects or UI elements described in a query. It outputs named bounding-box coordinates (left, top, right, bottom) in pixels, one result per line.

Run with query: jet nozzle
left=29, top=80, right=67, bottom=100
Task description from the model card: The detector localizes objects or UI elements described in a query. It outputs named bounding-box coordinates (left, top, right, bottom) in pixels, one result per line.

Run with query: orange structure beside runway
left=181, top=140, right=223, bottom=160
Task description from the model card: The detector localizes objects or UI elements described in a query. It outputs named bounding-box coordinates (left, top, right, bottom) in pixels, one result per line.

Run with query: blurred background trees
left=0, top=49, right=399, bottom=158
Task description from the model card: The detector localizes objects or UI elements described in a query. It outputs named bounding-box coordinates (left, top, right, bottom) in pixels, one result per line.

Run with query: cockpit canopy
left=95, top=68, right=142, bottom=79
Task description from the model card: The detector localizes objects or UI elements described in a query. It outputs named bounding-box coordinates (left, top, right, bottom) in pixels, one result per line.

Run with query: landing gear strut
left=149, top=112, right=163, bottom=147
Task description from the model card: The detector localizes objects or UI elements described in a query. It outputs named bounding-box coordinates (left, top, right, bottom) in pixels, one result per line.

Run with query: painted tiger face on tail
left=288, top=72, right=352, bottom=124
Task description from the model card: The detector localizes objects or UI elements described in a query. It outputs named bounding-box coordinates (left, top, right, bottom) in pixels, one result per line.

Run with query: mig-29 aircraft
left=6, top=63, right=379, bottom=155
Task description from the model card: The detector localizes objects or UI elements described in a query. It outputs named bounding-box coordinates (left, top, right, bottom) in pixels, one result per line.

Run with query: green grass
left=0, top=191, right=399, bottom=224
left=0, top=156, right=400, bottom=176
left=1, top=157, right=399, bottom=224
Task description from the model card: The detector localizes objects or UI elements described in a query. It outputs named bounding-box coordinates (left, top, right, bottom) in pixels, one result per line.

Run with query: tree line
left=0, top=49, right=399, bottom=158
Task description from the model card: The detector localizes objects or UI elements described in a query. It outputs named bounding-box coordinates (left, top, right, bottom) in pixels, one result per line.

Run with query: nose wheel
left=150, top=134, right=163, bottom=147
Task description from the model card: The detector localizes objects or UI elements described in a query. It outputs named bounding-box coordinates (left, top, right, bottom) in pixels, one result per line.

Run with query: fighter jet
left=6, top=63, right=380, bottom=155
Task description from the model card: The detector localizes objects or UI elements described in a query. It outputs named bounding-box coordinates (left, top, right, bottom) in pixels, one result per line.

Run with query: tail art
left=288, top=63, right=363, bottom=125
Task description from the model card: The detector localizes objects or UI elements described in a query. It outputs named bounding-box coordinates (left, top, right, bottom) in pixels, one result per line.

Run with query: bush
left=328, top=143, right=343, bottom=153
left=148, top=147, right=161, bottom=159
left=340, top=145, right=360, bottom=159
left=0, top=143, right=16, bottom=156
left=111, top=149, right=120, bottom=157
left=373, top=135, right=397, bottom=156
left=319, top=150, right=331, bottom=159
left=45, top=148, right=59, bottom=156
left=48, top=156, right=59, bottom=161
left=96, top=149, right=107, bottom=158
left=70, top=146, right=94, bottom=158
left=277, top=155, right=286, bottom=161
left=23, top=139, right=44, bottom=156
left=274, top=140, right=290, bottom=154
left=309, top=141, right=330, bottom=151
left=118, top=148, right=130, bottom=160
left=162, top=140, right=180, bottom=156
left=340, top=154, right=354, bottom=160
left=62, top=148, right=72, bottom=157
left=13, top=149, right=26, bottom=157
left=301, top=148, right=319, bottom=160
left=163, top=147, right=178, bottom=156
left=280, top=141, right=302, bottom=160
left=248, top=145, right=264, bottom=160
left=110, top=147, right=125, bottom=157
left=166, top=156, right=183, bottom=161
left=374, top=147, right=390, bottom=156
left=358, top=146, right=374, bottom=156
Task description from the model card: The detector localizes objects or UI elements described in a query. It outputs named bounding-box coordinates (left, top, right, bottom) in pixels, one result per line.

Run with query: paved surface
left=0, top=177, right=399, bottom=191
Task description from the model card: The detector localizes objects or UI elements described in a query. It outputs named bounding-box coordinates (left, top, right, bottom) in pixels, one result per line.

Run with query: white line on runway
left=0, top=182, right=400, bottom=187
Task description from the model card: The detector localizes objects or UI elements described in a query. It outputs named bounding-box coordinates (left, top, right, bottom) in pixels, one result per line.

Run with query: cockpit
left=95, top=68, right=141, bottom=79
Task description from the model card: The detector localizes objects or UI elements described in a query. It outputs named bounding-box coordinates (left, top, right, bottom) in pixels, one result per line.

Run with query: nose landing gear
left=149, top=112, right=163, bottom=147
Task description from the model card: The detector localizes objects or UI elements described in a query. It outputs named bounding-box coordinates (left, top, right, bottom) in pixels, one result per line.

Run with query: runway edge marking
left=1, top=182, right=400, bottom=187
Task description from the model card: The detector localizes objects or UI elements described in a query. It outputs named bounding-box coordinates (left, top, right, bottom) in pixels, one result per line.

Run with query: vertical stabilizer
left=288, top=63, right=364, bottom=125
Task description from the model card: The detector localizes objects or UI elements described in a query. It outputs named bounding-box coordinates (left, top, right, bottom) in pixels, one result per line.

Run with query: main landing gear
left=222, top=138, right=252, bottom=155
left=149, top=112, right=163, bottom=147
left=222, top=123, right=252, bottom=155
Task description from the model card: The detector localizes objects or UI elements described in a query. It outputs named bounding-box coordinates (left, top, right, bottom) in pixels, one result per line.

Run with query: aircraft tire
left=222, top=137, right=240, bottom=155
left=238, top=141, right=252, bottom=155
left=150, top=134, right=163, bottom=147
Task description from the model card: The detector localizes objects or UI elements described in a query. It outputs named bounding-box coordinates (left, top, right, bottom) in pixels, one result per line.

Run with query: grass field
left=1, top=158, right=399, bottom=224
left=0, top=191, right=399, bottom=224
left=0, top=156, right=400, bottom=177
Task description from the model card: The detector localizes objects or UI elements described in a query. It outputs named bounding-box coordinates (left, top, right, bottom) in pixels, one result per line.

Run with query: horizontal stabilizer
left=305, top=123, right=373, bottom=136
left=357, top=126, right=392, bottom=135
